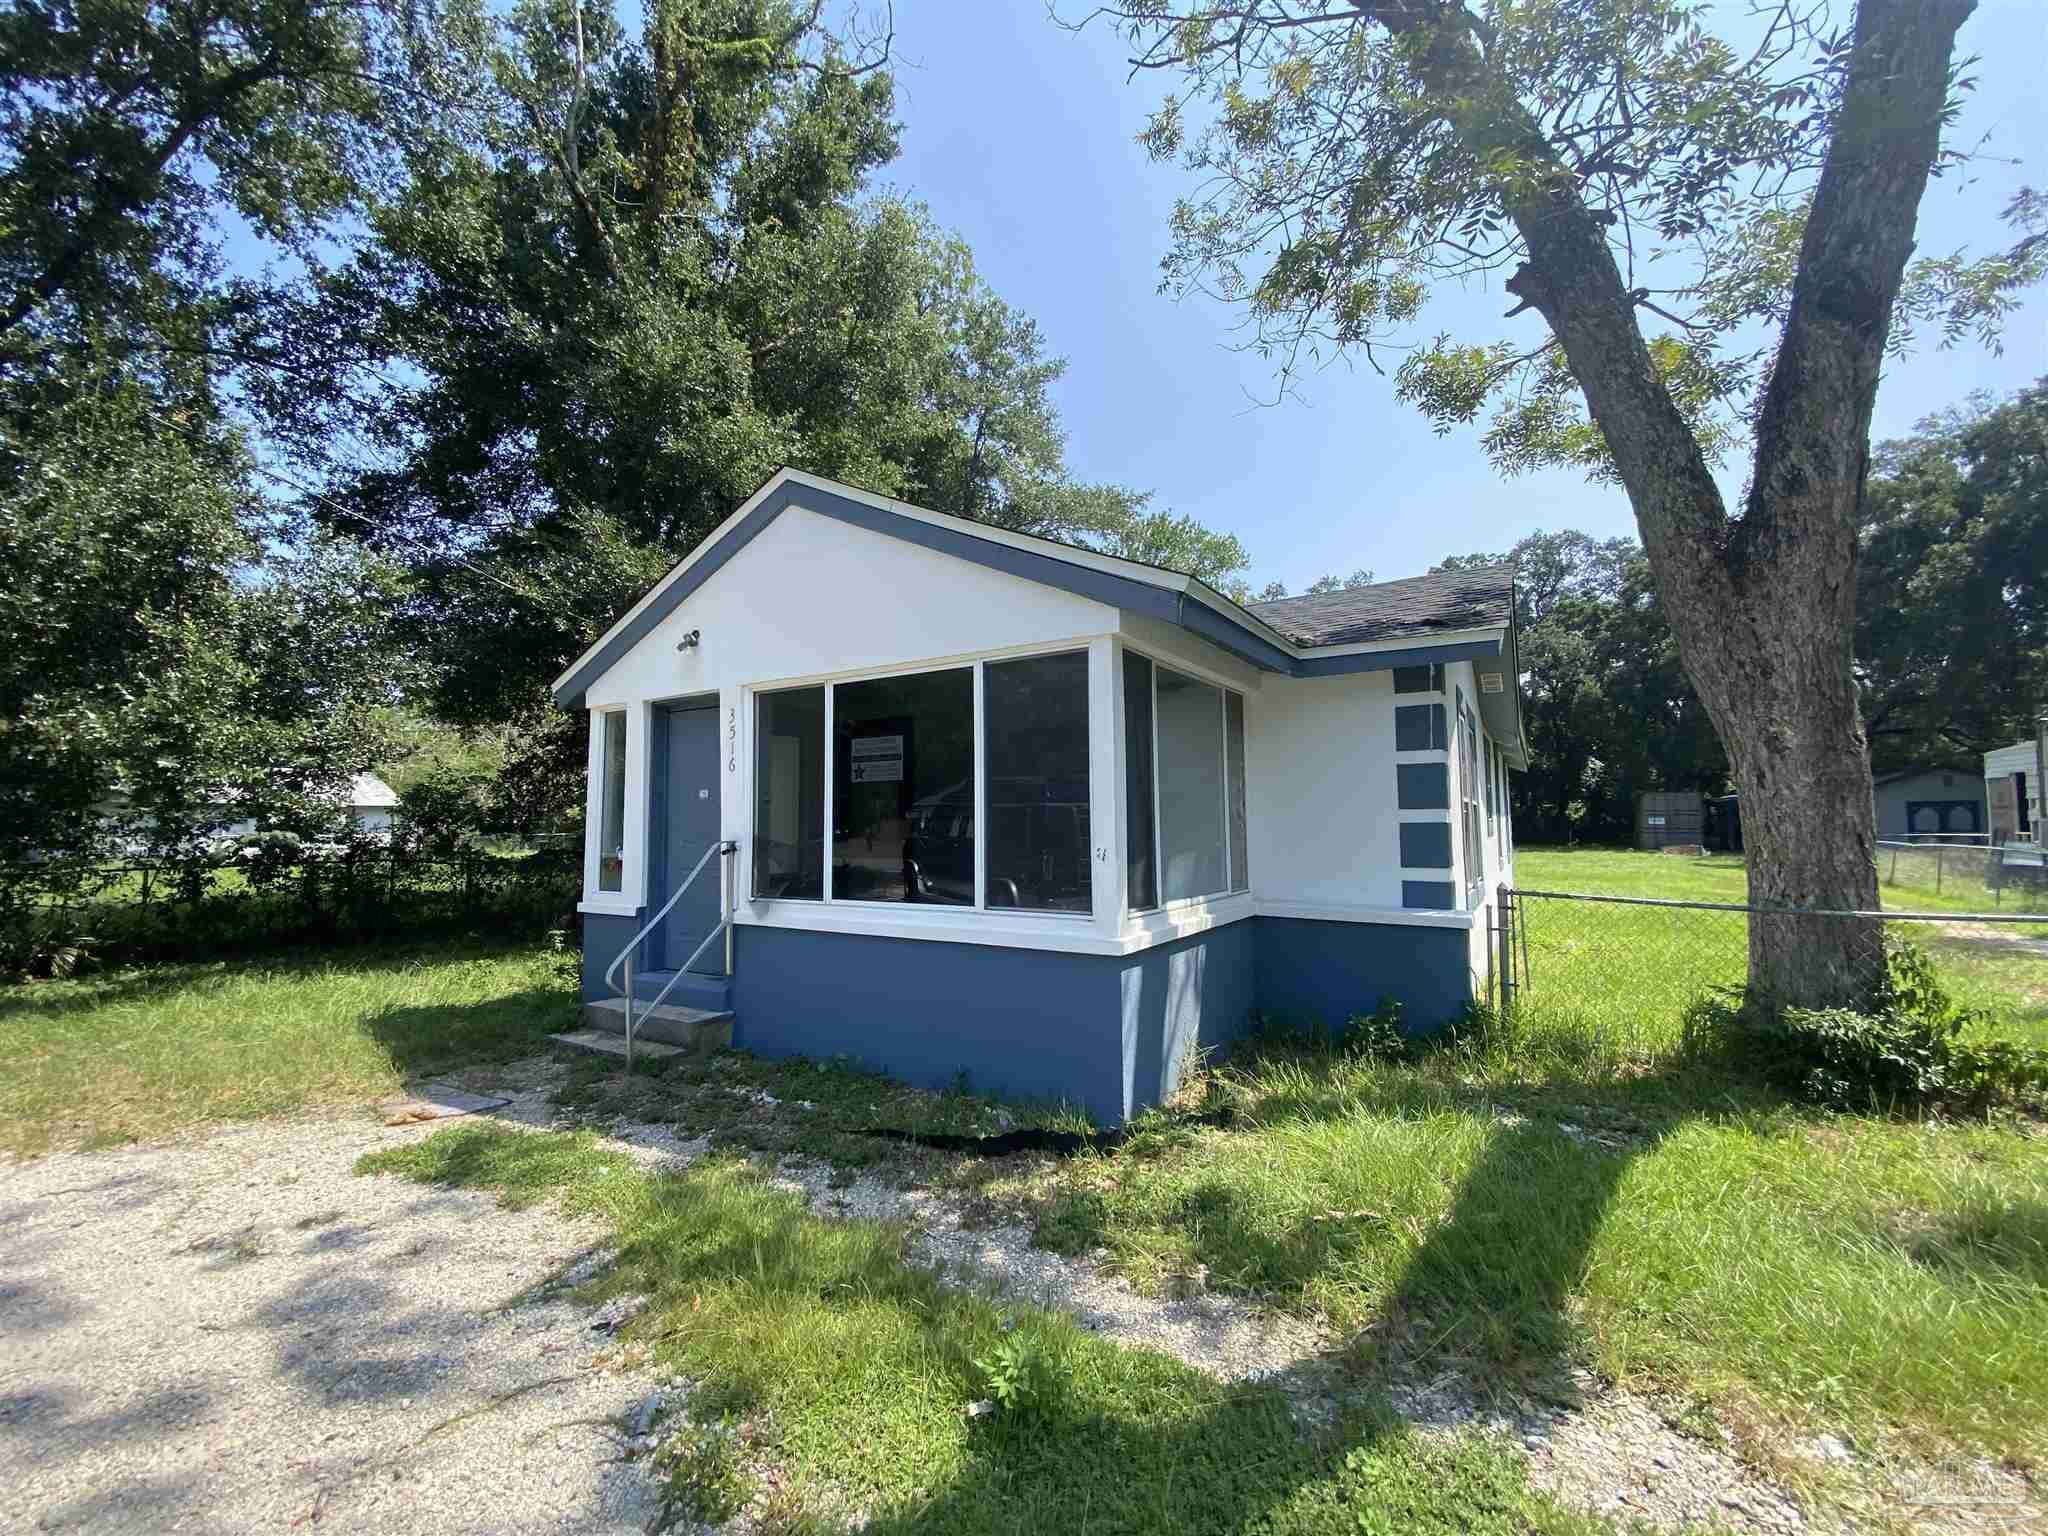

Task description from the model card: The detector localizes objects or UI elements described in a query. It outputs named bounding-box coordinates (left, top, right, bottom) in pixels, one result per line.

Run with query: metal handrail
left=604, top=838, right=738, bottom=1065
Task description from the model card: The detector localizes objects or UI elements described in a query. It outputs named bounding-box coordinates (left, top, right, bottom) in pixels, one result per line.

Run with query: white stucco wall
left=1243, top=667, right=1404, bottom=916
left=575, top=491, right=1490, bottom=957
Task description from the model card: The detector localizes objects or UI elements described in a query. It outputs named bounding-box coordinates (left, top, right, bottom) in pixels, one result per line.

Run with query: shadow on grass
left=1899, top=1199, right=2048, bottom=1290
left=360, top=988, right=578, bottom=1082
left=365, top=1126, right=1557, bottom=1536
left=1036, top=1030, right=1792, bottom=1392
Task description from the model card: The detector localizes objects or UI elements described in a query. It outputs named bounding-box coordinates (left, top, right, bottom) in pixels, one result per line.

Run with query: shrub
left=1683, top=940, right=2048, bottom=1112
left=1246, top=999, right=1407, bottom=1057
left=974, top=1327, right=1048, bottom=1415
left=1345, top=1000, right=1409, bottom=1060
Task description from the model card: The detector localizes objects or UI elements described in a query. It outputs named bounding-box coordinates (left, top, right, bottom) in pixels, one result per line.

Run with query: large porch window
left=834, top=668, right=975, bottom=905
left=748, top=645, right=1247, bottom=921
left=753, top=686, right=825, bottom=900
left=752, top=650, right=1092, bottom=913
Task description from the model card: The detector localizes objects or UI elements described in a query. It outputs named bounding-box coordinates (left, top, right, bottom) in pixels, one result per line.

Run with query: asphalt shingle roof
left=1243, top=565, right=1515, bottom=649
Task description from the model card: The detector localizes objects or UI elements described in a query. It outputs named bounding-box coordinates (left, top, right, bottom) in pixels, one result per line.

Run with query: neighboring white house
left=1985, top=739, right=2045, bottom=844
left=204, top=773, right=402, bottom=841
left=552, top=468, right=1525, bottom=1123
left=1871, top=767, right=1987, bottom=841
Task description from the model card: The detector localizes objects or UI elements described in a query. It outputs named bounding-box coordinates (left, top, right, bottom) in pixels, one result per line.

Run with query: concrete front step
left=581, top=995, right=733, bottom=1053
left=549, top=1028, right=685, bottom=1062
left=625, top=970, right=731, bottom=1014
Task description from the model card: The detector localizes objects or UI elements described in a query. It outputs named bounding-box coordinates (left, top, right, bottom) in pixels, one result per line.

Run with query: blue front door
left=658, top=704, right=723, bottom=974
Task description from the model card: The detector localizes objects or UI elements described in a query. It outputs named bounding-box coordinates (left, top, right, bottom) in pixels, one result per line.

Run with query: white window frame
left=1121, top=643, right=1250, bottom=918
left=746, top=643, right=1098, bottom=920
left=580, top=704, right=643, bottom=915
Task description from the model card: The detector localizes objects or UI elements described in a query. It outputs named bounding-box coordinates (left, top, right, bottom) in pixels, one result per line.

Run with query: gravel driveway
left=0, top=1092, right=668, bottom=1535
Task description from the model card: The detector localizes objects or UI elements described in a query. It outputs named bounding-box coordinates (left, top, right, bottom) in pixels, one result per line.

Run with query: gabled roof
left=550, top=469, right=1527, bottom=765
left=1247, top=566, right=1514, bottom=648
left=350, top=773, right=399, bottom=809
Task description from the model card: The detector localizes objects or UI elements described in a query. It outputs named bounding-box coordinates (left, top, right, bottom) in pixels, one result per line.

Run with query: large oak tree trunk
left=1655, top=510, right=1883, bottom=1009
left=1389, top=0, right=1971, bottom=1012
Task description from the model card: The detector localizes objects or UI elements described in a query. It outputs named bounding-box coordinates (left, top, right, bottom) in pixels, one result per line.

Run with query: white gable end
left=582, top=499, right=1120, bottom=706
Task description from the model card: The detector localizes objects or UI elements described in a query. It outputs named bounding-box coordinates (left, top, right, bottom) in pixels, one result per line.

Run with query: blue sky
left=873, top=1, right=2048, bottom=594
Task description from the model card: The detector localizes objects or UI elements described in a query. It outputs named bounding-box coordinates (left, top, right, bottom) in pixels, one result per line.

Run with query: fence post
left=1936, top=846, right=1944, bottom=895
left=1496, top=883, right=1515, bottom=1014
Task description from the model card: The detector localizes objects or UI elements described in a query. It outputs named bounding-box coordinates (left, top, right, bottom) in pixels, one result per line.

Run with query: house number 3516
left=727, top=706, right=737, bottom=772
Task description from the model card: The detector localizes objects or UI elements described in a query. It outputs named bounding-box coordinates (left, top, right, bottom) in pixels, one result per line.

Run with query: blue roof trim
left=553, top=474, right=1501, bottom=708
left=1293, top=637, right=1501, bottom=677
left=554, top=482, right=797, bottom=709
left=803, top=493, right=1298, bottom=673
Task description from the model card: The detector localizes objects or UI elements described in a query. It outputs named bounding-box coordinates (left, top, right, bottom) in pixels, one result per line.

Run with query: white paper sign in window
left=849, top=733, right=906, bottom=784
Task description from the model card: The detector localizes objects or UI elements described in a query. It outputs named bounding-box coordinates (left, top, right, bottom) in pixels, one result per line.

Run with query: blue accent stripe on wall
left=1397, top=762, right=1450, bottom=810
left=1394, top=703, right=1447, bottom=751
left=1402, top=880, right=1456, bottom=910
left=1398, top=821, right=1453, bottom=868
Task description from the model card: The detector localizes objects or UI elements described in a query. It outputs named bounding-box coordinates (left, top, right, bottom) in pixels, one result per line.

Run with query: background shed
left=1635, top=790, right=1704, bottom=850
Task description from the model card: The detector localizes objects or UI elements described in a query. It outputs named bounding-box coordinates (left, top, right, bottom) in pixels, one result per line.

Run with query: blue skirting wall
left=582, top=911, right=1473, bottom=1124
left=731, top=926, right=1130, bottom=1122
left=1252, top=916, right=1471, bottom=1036
left=579, top=910, right=645, bottom=1001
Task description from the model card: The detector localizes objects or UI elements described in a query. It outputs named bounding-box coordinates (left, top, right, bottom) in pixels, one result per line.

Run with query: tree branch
left=1739, top=0, right=1976, bottom=561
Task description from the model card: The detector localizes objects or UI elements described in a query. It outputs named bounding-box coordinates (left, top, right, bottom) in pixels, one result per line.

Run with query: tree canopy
left=1091, top=0, right=2043, bottom=1007
left=0, top=0, right=1264, bottom=863
left=1859, top=384, right=2048, bottom=766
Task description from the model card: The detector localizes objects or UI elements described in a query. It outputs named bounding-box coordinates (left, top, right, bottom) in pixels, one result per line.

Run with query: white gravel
left=771, top=1158, right=1329, bottom=1383
left=0, top=1095, right=675, bottom=1535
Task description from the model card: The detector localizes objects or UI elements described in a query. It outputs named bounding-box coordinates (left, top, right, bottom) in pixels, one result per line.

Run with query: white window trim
left=737, top=890, right=1470, bottom=957
left=1119, top=640, right=1250, bottom=926
left=581, top=706, right=641, bottom=914
left=744, top=640, right=1101, bottom=919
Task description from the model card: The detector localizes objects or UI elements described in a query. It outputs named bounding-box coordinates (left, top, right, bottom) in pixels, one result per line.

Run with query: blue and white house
left=555, top=468, right=1525, bottom=1123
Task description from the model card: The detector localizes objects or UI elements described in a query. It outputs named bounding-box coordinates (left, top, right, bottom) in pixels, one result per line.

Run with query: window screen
left=1155, top=665, right=1226, bottom=903
left=1226, top=691, right=1249, bottom=892
left=985, top=652, right=1091, bottom=912
left=833, top=668, right=974, bottom=905
left=598, top=710, right=628, bottom=893
left=1124, top=652, right=1158, bottom=910
left=753, top=686, right=824, bottom=900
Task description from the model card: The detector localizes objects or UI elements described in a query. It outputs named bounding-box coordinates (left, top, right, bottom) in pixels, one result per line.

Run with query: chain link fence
left=3, top=847, right=581, bottom=971
left=1878, top=840, right=2048, bottom=909
left=1497, top=885, right=2048, bottom=1056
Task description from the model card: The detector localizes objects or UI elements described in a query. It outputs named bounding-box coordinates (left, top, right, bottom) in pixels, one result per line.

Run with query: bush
left=1682, top=940, right=2048, bottom=1112
left=1246, top=999, right=1407, bottom=1057
left=0, top=847, right=578, bottom=977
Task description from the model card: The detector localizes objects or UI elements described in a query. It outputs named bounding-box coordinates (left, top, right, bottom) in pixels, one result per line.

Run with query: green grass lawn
left=0, top=940, right=577, bottom=1157
left=362, top=1123, right=1603, bottom=1536
left=9, top=883, right=2043, bottom=1524
left=1512, top=847, right=2048, bottom=1050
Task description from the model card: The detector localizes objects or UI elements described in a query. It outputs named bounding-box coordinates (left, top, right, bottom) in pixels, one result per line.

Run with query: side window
left=597, top=710, right=627, bottom=893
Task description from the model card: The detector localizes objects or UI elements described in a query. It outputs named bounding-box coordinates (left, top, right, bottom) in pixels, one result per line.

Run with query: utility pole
left=2036, top=711, right=2047, bottom=841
